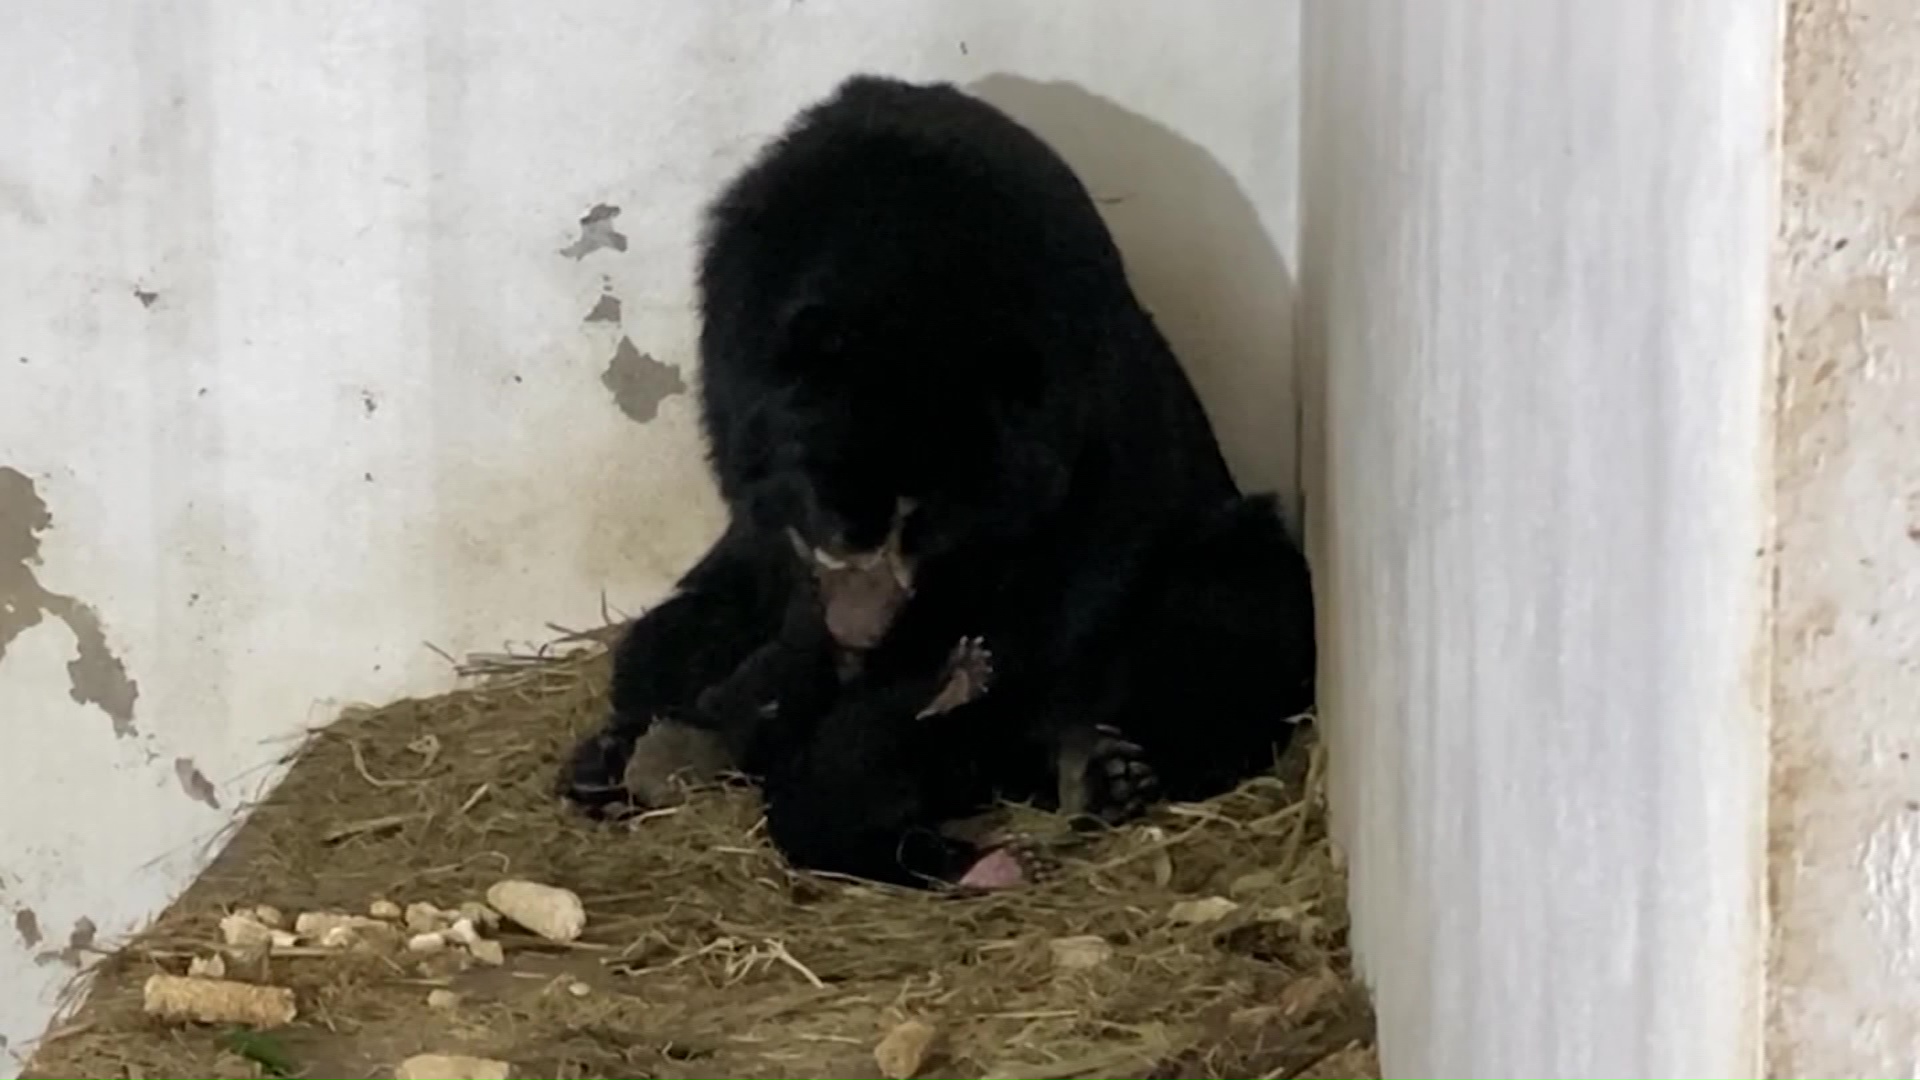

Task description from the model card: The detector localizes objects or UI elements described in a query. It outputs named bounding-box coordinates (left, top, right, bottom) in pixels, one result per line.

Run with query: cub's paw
left=1060, top=725, right=1161, bottom=828
left=559, top=724, right=640, bottom=819
left=917, top=636, right=994, bottom=719
left=953, top=839, right=1062, bottom=891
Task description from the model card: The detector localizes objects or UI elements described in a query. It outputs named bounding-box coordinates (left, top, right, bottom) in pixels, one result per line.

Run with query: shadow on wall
left=966, top=75, right=1299, bottom=524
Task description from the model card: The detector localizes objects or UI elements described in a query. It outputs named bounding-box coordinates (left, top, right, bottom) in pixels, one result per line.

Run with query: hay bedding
left=26, top=632, right=1377, bottom=1080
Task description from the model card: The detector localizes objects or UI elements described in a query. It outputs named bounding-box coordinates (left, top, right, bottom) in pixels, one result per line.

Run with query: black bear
left=562, top=74, right=1316, bottom=887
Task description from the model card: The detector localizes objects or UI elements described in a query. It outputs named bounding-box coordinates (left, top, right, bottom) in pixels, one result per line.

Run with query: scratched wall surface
left=0, top=1, right=1302, bottom=1067
left=1299, top=0, right=1777, bottom=1074
left=1768, top=0, right=1920, bottom=1074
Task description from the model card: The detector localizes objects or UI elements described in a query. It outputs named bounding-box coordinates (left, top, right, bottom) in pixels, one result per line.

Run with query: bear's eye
left=774, top=302, right=856, bottom=378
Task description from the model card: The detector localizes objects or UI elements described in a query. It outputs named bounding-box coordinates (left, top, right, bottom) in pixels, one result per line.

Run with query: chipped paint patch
left=173, top=756, right=221, bottom=809
left=0, top=467, right=141, bottom=735
left=35, top=916, right=96, bottom=967
left=559, top=203, right=627, bottom=260
left=585, top=293, right=622, bottom=323
left=12, top=908, right=41, bottom=949
left=55, top=598, right=140, bottom=732
left=0, top=467, right=50, bottom=572
left=600, top=337, right=685, bottom=423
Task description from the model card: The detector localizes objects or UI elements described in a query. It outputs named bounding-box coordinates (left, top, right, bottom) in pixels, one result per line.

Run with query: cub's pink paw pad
left=955, top=847, right=1026, bottom=890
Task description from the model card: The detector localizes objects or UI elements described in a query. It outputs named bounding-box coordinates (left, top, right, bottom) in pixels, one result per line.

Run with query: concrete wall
left=0, top=2, right=1302, bottom=1068
left=1768, top=0, right=1920, bottom=1074
left=1299, top=1, right=1779, bottom=1075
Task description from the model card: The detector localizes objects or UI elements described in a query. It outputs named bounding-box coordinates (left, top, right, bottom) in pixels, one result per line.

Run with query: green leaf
left=217, top=1027, right=298, bottom=1077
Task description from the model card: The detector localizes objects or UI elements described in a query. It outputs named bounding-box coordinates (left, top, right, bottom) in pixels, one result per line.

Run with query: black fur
left=563, top=75, right=1315, bottom=886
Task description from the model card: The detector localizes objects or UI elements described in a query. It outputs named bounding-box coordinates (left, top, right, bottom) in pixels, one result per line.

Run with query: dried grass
left=25, top=630, right=1375, bottom=1079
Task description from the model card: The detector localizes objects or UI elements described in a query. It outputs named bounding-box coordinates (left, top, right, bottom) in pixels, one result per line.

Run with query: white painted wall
left=1299, top=1, right=1779, bottom=1075
left=0, top=1, right=1301, bottom=1069
left=1768, top=0, right=1920, bottom=1074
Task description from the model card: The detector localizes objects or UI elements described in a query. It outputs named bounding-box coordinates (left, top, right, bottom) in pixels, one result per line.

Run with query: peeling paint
left=585, top=293, right=622, bottom=323
left=600, top=336, right=685, bottom=423
left=559, top=203, right=627, bottom=259
left=173, top=756, right=220, bottom=809
left=12, top=908, right=40, bottom=949
left=34, top=916, right=96, bottom=968
left=0, top=467, right=141, bottom=735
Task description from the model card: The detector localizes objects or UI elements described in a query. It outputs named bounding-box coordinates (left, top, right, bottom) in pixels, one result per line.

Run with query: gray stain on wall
left=13, top=907, right=41, bottom=948
left=601, top=337, right=686, bottom=423
left=585, top=294, right=622, bottom=323
left=0, top=467, right=141, bottom=736
left=0, top=174, right=47, bottom=225
left=559, top=203, right=628, bottom=260
left=173, top=756, right=220, bottom=809
left=35, top=915, right=96, bottom=967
